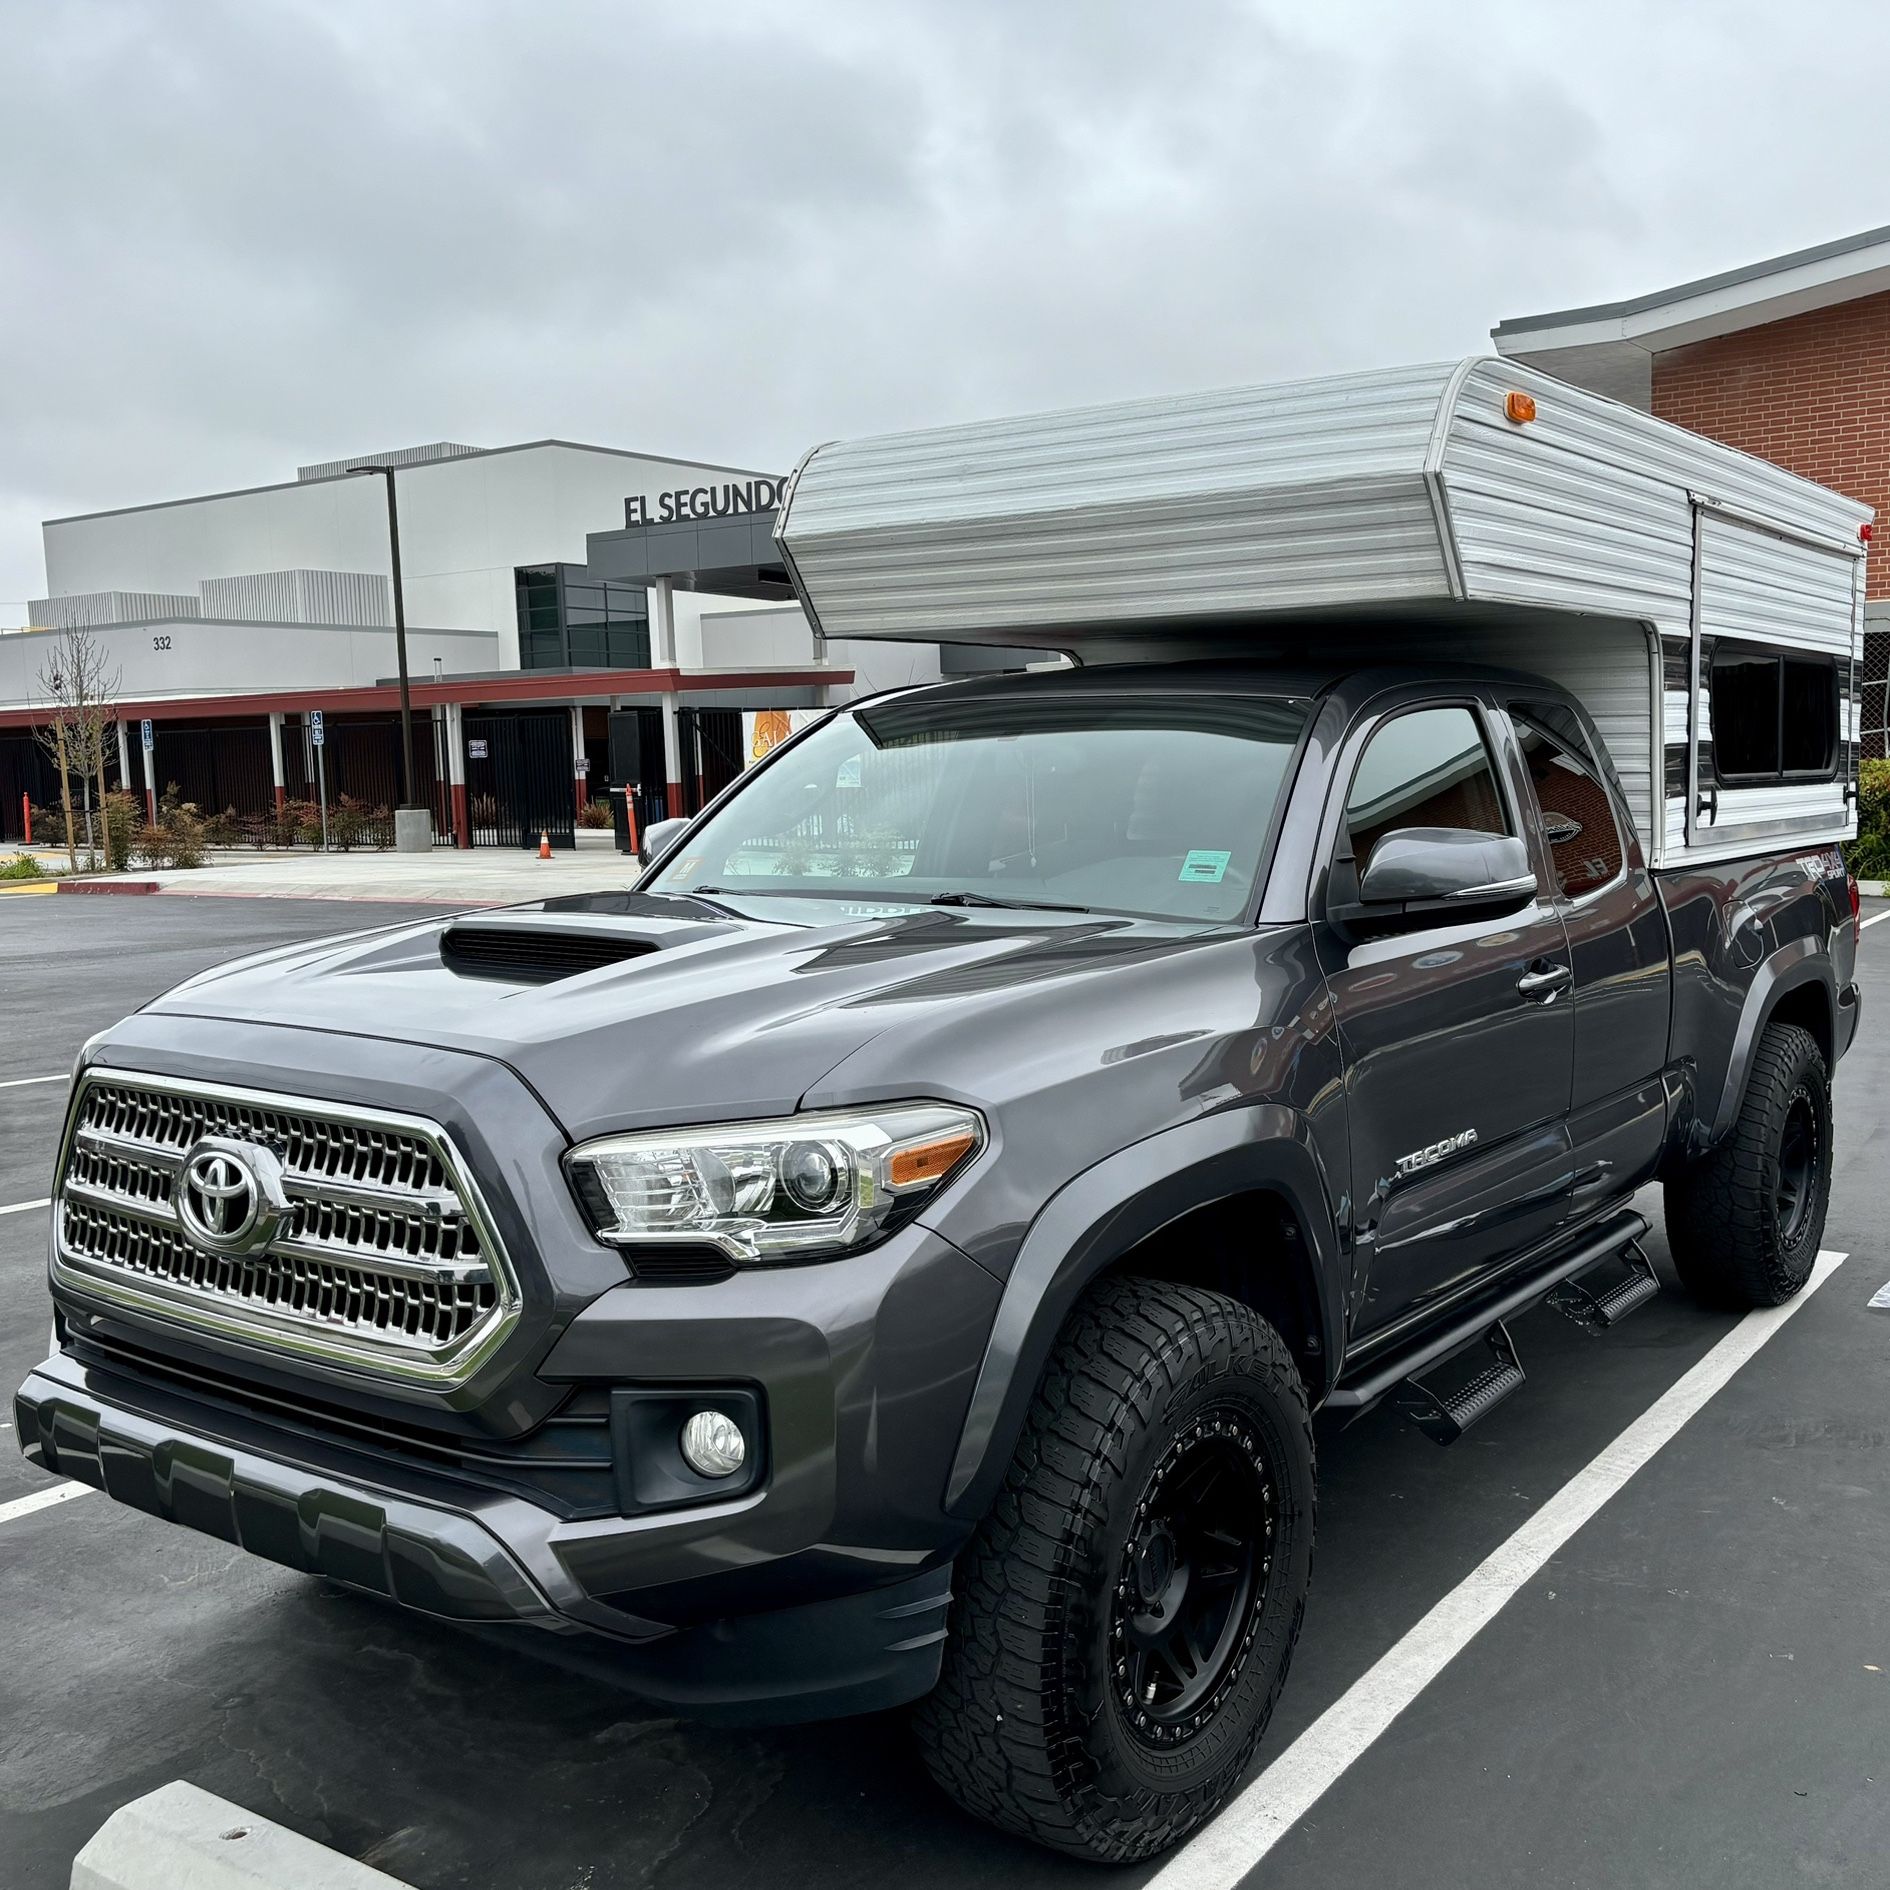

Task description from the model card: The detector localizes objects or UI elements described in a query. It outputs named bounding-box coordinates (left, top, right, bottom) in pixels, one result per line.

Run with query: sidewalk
left=114, top=836, right=639, bottom=906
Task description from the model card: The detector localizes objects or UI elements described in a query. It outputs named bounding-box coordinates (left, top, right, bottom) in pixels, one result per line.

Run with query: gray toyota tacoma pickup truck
left=14, top=655, right=1861, bottom=1859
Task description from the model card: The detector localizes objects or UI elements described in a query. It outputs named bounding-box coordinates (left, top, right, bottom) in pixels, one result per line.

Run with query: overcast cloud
left=1, top=0, right=1883, bottom=618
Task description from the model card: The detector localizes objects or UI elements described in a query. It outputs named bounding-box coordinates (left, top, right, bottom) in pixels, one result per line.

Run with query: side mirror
left=1340, top=827, right=1536, bottom=930
left=638, top=815, right=693, bottom=870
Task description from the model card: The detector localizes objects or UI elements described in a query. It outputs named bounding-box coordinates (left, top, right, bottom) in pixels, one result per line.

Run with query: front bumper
left=15, top=1344, right=957, bottom=1721
left=15, top=1353, right=561, bottom=1627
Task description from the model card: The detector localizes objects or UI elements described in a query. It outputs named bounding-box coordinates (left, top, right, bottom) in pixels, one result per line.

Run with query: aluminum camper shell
left=775, top=356, right=1872, bottom=868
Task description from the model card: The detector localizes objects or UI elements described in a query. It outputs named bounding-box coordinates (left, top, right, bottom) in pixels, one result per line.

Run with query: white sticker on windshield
left=837, top=755, right=862, bottom=788
left=1179, top=850, right=1232, bottom=884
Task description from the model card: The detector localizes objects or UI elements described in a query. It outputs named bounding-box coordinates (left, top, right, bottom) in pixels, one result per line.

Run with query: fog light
left=680, top=1409, right=747, bottom=1478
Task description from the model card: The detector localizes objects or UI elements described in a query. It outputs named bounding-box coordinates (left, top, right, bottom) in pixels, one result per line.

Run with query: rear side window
left=1512, top=710, right=1625, bottom=899
left=1710, top=649, right=1839, bottom=782
left=1344, top=705, right=1509, bottom=871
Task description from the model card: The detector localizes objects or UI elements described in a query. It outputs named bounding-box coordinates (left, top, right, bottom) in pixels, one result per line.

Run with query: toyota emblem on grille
left=175, top=1136, right=288, bottom=1258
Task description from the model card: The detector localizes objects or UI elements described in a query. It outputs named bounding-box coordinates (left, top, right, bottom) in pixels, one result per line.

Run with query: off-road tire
left=1665, top=1021, right=1831, bottom=1309
left=914, top=1276, right=1315, bottom=1862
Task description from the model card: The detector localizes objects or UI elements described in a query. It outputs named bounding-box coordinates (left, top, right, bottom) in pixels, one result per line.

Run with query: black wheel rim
left=1110, top=1409, right=1275, bottom=1749
left=1776, top=1085, right=1820, bottom=1248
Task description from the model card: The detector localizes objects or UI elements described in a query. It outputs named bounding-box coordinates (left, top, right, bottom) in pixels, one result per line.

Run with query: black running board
left=1393, top=1322, right=1527, bottom=1444
left=1325, top=1207, right=1650, bottom=1415
left=1547, top=1239, right=1660, bottom=1332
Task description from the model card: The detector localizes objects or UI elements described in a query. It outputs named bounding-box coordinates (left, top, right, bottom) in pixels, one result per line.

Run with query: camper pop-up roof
left=775, top=357, right=1872, bottom=870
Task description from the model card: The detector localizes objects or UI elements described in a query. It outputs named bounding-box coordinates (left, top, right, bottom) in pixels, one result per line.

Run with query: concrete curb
left=0, top=879, right=60, bottom=896
left=153, top=886, right=497, bottom=906
left=55, top=880, right=162, bottom=896
left=1860, top=879, right=1887, bottom=898
left=71, top=1781, right=415, bottom=1889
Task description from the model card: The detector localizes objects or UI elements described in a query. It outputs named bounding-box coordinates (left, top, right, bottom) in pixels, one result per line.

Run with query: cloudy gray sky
left=1, top=0, right=1883, bottom=620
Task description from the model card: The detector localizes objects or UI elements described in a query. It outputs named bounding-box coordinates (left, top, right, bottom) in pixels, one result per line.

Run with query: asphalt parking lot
left=3, top=893, right=1887, bottom=1890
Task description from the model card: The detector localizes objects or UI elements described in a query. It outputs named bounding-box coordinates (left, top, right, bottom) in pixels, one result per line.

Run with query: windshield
left=647, top=689, right=1308, bottom=923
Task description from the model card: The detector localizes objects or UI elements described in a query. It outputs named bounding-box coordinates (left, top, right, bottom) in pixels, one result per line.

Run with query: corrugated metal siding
left=1441, top=359, right=1867, bottom=638
left=783, top=355, right=1872, bottom=650
left=296, top=443, right=481, bottom=482
left=1441, top=363, right=1695, bottom=626
left=1697, top=515, right=1856, bottom=654
left=782, top=363, right=1459, bottom=640
left=28, top=591, right=200, bottom=627
left=200, top=570, right=391, bottom=626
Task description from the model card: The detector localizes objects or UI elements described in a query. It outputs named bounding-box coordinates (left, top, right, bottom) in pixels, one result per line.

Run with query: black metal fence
left=148, top=719, right=275, bottom=820
left=0, top=732, right=65, bottom=843
left=466, top=709, right=576, bottom=849
left=677, top=707, right=744, bottom=815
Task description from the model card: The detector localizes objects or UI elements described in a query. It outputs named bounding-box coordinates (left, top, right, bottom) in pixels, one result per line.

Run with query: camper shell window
left=1709, top=647, right=1840, bottom=784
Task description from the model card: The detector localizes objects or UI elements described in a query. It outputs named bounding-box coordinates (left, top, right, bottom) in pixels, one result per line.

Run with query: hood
left=142, top=889, right=1235, bottom=1140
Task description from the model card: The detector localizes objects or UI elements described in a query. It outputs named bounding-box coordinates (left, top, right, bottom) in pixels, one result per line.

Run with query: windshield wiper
left=687, top=885, right=861, bottom=902
left=928, top=891, right=1091, bottom=913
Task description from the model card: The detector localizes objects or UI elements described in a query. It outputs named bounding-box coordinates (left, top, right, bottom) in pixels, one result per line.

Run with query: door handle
left=1516, top=961, right=1572, bottom=1001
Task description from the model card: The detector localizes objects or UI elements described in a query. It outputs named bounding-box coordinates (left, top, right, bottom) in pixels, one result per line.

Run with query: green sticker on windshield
left=1179, top=849, right=1231, bottom=884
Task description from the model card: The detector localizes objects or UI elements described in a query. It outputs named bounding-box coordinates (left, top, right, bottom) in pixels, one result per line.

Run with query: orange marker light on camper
left=1504, top=391, right=1537, bottom=424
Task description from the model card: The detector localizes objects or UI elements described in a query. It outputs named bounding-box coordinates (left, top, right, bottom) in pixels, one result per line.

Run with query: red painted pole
left=21, top=793, right=29, bottom=846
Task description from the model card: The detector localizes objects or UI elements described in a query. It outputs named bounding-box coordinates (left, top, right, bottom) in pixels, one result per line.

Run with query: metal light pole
left=350, top=464, right=417, bottom=809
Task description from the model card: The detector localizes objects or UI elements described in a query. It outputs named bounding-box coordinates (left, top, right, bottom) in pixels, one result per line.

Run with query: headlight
left=565, top=1104, right=985, bottom=1264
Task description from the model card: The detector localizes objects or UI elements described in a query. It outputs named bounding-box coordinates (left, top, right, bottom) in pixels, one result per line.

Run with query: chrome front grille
left=52, top=1073, right=521, bottom=1384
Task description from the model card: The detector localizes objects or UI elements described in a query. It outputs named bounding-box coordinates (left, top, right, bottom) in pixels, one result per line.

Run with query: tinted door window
left=1513, top=713, right=1625, bottom=899
left=1344, top=706, right=1508, bottom=871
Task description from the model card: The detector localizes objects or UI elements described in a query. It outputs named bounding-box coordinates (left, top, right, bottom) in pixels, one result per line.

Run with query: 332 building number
left=152, top=635, right=172, bottom=651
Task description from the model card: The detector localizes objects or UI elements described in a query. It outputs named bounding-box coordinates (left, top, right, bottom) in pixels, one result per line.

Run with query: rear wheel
left=915, top=1277, right=1315, bottom=1862
left=1665, top=1021, right=1831, bottom=1309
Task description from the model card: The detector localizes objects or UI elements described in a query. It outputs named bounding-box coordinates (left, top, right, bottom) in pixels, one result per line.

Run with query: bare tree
left=35, top=626, right=122, bottom=872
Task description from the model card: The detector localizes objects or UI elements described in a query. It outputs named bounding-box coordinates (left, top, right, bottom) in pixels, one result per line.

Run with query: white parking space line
left=0, top=1482, right=95, bottom=1527
left=0, top=1073, right=67, bottom=1090
left=1861, top=909, right=1890, bottom=930
left=0, top=1198, right=51, bottom=1217
left=1151, top=1250, right=1847, bottom=1890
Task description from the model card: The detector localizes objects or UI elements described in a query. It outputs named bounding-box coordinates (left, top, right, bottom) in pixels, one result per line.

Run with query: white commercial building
left=1, top=438, right=949, bottom=847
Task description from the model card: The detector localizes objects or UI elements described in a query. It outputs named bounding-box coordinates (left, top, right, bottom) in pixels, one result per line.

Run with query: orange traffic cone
left=538, top=829, right=551, bottom=859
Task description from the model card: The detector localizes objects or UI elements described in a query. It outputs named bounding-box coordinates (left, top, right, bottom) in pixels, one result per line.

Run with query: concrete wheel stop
left=71, top=1780, right=415, bottom=1889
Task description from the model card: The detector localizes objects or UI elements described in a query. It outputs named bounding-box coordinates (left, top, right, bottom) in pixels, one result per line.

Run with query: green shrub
left=140, top=785, right=208, bottom=868
left=130, top=824, right=174, bottom=869
left=328, top=796, right=367, bottom=852
left=1, top=852, right=45, bottom=880
left=103, top=792, right=138, bottom=871
left=163, top=808, right=207, bottom=868
left=200, top=806, right=242, bottom=847
left=281, top=800, right=318, bottom=848
left=1845, top=759, right=1890, bottom=882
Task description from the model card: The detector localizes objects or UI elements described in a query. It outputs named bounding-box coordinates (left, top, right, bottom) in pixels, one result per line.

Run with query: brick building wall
left=1652, top=291, right=1886, bottom=586
left=1653, top=292, right=1889, bottom=751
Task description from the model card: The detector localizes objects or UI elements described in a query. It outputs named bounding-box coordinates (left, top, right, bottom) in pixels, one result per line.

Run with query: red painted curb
left=56, top=880, right=162, bottom=896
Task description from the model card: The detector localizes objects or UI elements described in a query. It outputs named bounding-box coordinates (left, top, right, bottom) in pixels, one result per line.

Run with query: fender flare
left=1708, top=939, right=1835, bottom=1146
left=939, top=1105, right=1345, bottom=1522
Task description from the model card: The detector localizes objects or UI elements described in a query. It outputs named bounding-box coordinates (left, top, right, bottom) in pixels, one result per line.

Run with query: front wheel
left=915, top=1277, right=1315, bottom=1862
left=1665, top=1020, right=1832, bottom=1309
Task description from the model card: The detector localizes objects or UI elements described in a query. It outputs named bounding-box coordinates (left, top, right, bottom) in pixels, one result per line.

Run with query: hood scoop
left=440, top=919, right=664, bottom=984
